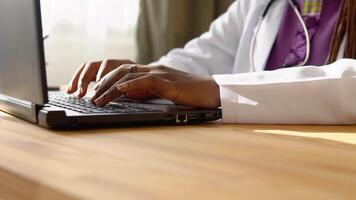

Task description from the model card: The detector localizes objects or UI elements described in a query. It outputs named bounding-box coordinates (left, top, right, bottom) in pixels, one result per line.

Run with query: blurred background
left=41, top=0, right=140, bottom=87
left=41, top=0, right=234, bottom=87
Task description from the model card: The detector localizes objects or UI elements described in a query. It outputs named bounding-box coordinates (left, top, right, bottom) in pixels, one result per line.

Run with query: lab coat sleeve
left=151, top=1, right=243, bottom=75
left=213, top=59, right=356, bottom=124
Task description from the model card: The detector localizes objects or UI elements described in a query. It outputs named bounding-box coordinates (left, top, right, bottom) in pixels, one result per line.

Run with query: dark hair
left=328, top=0, right=356, bottom=62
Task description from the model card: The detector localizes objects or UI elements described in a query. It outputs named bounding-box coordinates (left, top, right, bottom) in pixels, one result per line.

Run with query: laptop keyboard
left=49, top=92, right=161, bottom=114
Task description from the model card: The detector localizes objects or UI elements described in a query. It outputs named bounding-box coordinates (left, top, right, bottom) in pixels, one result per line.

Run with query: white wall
left=41, top=0, right=140, bottom=87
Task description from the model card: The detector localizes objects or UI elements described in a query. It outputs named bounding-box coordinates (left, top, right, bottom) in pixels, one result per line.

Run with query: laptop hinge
left=0, top=94, right=41, bottom=123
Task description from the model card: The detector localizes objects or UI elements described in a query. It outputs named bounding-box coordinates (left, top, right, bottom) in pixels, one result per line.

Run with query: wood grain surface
left=0, top=112, right=356, bottom=200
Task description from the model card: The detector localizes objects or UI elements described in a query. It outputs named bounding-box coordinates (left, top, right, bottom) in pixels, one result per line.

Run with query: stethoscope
left=250, top=0, right=311, bottom=72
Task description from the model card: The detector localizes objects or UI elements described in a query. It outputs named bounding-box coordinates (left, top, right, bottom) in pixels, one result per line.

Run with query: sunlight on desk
left=254, top=129, right=356, bottom=145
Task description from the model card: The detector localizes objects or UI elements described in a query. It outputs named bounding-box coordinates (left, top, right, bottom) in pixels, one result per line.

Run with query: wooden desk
left=0, top=111, right=356, bottom=200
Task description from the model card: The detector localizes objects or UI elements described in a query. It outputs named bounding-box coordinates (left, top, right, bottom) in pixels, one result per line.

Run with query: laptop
left=0, top=0, right=221, bottom=128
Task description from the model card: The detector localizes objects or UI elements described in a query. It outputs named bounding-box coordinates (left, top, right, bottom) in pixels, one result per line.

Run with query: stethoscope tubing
left=250, top=0, right=311, bottom=72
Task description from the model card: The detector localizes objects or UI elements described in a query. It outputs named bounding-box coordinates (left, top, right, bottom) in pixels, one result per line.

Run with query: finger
left=91, top=73, right=147, bottom=104
left=96, top=59, right=134, bottom=82
left=96, top=60, right=115, bottom=82
left=67, top=63, right=85, bottom=94
left=92, top=65, right=147, bottom=101
left=115, top=75, right=177, bottom=101
left=77, top=61, right=101, bottom=98
left=94, top=84, right=125, bottom=106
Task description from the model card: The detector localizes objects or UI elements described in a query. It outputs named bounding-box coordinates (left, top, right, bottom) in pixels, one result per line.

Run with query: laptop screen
left=0, top=0, right=47, bottom=105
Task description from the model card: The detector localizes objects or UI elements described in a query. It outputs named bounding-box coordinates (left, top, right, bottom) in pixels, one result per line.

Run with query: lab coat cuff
left=213, top=74, right=240, bottom=123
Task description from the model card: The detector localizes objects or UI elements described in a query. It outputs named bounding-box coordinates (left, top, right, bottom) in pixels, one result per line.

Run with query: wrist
left=213, top=80, right=221, bottom=107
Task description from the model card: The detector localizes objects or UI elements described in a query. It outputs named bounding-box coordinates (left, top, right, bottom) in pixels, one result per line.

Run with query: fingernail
left=116, top=83, right=128, bottom=90
left=94, top=96, right=104, bottom=105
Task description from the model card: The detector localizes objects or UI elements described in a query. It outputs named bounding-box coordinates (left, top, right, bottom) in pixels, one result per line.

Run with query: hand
left=92, top=65, right=221, bottom=109
left=67, top=59, right=135, bottom=98
left=90, top=64, right=188, bottom=101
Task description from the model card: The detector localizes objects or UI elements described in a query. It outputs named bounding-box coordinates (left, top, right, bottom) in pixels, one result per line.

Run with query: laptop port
left=176, top=114, right=188, bottom=124
left=188, top=113, right=201, bottom=120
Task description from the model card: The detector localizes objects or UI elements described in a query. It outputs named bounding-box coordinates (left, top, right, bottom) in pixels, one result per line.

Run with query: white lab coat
left=154, top=0, right=356, bottom=124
